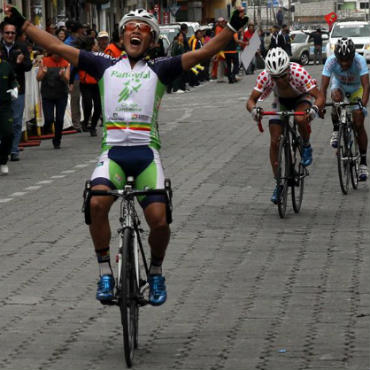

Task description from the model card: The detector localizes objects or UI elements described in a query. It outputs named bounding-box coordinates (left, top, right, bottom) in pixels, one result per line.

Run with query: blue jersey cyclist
left=321, top=37, right=369, bottom=181
left=4, top=5, right=249, bottom=305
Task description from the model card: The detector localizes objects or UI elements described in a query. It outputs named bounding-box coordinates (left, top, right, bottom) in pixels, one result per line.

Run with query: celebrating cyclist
left=246, top=47, right=325, bottom=203
left=4, top=5, right=248, bottom=305
left=320, top=37, right=369, bottom=181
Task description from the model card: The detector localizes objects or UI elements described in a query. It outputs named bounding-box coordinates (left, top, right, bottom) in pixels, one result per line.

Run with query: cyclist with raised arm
left=321, top=37, right=369, bottom=181
left=246, top=47, right=325, bottom=203
left=4, top=5, right=248, bottom=306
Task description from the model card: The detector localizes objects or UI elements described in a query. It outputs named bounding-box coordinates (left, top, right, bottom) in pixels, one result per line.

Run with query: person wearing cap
left=4, top=5, right=248, bottom=306
left=97, top=31, right=109, bottom=52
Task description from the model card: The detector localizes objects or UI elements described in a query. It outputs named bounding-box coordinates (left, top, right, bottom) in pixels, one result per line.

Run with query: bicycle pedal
left=99, top=299, right=116, bottom=306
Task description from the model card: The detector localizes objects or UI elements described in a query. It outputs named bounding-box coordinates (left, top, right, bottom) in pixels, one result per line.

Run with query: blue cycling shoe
left=96, top=274, right=115, bottom=303
left=271, top=185, right=280, bottom=204
left=301, top=145, right=313, bottom=167
left=148, top=275, right=167, bottom=306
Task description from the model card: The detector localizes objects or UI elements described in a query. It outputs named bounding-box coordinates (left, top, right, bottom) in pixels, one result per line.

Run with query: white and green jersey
left=78, top=50, right=183, bottom=150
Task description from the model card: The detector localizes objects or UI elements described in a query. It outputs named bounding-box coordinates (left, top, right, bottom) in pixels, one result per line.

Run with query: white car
left=326, top=21, right=370, bottom=62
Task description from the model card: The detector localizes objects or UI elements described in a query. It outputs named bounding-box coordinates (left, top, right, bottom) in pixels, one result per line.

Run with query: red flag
left=324, top=12, right=338, bottom=30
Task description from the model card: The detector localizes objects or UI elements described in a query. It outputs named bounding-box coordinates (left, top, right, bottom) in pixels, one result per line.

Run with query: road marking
left=0, top=198, right=13, bottom=203
left=75, top=164, right=89, bottom=168
left=10, top=192, right=28, bottom=196
left=37, top=180, right=54, bottom=184
left=51, top=175, right=66, bottom=179
left=61, top=170, right=76, bottom=174
left=25, top=186, right=42, bottom=191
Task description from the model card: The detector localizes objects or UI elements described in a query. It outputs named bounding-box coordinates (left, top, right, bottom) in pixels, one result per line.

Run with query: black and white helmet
left=119, top=9, right=160, bottom=43
left=334, top=37, right=355, bottom=61
left=265, top=47, right=290, bottom=76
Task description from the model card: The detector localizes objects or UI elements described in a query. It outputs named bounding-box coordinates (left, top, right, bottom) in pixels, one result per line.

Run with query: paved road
left=0, top=64, right=369, bottom=370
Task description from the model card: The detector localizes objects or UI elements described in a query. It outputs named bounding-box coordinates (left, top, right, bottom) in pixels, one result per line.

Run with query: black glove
left=4, top=6, right=26, bottom=31
left=227, top=8, right=248, bottom=32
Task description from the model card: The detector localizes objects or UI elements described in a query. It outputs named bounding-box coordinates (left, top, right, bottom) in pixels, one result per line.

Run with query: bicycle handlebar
left=256, top=111, right=306, bottom=133
left=325, top=99, right=363, bottom=109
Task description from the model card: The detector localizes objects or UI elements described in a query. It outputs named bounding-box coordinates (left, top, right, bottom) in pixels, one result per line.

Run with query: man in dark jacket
left=0, top=21, right=32, bottom=161
left=305, top=28, right=325, bottom=64
left=0, top=51, right=18, bottom=174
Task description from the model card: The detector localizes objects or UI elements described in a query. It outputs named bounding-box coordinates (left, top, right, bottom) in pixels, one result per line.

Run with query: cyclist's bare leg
left=352, top=109, right=368, bottom=153
left=331, top=89, right=343, bottom=129
left=269, top=123, right=283, bottom=177
left=295, top=101, right=312, bottom=143
left=144, top=202, right=170, bottom=264
left=89, top=184, right=115, bottom=253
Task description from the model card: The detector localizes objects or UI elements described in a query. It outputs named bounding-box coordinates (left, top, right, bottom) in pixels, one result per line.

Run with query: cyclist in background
left=4, top=5, right=248, bottom=306
left=246, top=47, right=325, bottom=203
left=320, top=37, right=369, bottom=181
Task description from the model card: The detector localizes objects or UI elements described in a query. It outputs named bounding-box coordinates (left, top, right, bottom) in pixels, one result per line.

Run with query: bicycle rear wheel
left=291, top=139, right=305, bottom=213
left=277, top=136, right=290, bottom=218
left=119, top=227, right=139, bottom=368
left=350, top=130, right=360, bottom=189
left=337, top=126, right=350, bottom=195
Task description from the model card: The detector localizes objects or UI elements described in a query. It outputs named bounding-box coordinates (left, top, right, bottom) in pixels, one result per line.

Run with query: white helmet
left=265, top=47, right=290, bottom=76
left=119, top=9, right=160, bottom=43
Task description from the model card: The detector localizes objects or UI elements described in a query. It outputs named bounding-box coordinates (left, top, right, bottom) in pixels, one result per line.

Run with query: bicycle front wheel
left=277, top=136, right=290, bottom=218
left=119, top=227, right=139, bottom=368
left=337, top=126, right=350, bottom=195
left=291, top=140, right=305, bottom=213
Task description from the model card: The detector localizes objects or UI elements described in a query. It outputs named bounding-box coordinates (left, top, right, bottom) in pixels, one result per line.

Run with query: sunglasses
left=124, top=22, right=152, bottom=33
left=4, top=31, right=16, bottom=35
left=271, top=72, right=288, bottom=80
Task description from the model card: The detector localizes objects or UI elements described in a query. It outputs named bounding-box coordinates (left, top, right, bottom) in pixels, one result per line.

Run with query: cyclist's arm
left=320, top=75, right=331, bottom=102
left=309, top=86, right=325, bottom=111
left=246, top=89, right=263, bottom=112
left=22, top=22, right=80, bottom=67
left=360, top=73, right=369, bottom=106
left=181, top=27, right=235, bottom=70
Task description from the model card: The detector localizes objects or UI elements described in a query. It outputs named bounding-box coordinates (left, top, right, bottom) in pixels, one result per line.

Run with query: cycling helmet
left=334, top=37, right=355, bottom=61
left=265, top=47, right=290, bottom=76
left=119, top=9, right=160, bottom=43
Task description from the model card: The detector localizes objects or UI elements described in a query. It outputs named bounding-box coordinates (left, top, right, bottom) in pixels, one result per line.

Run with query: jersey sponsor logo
left=118, top=80, right=143, bottom=102
left=110, top=70, right=151, bottom=79
left=131, top=113, right=150, bottom=121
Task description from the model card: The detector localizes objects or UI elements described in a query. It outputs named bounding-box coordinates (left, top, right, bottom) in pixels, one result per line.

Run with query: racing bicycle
left=258, top=110, right=309, bottom=218
left=83, top=177, right=173, bottom=367
left=325, top=99, right=361, bottom=195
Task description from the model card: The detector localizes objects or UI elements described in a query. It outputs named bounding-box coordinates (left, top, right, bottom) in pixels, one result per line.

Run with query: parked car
left=290, top=30, right=328, bottom=65
left=326, top=21, right=370, bottom=62
left=159, top=24, right=180, bottom=55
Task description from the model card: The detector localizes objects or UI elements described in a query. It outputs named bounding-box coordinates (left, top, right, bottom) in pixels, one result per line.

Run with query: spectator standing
left=269, top=24, right=284, bottom=50
left=36, top=52, right=70, bottom=149
left=0, top=52, right=18, bottom=174
left=65, top=21, right=85, bottom=133
left=97, top=31, right=109, bottom=53
left=168, top=32, right=187, bottom=93
left=211, top=18, right=225, bottom=80
left=258, top=28, right=267, bottom=58
left=180, top=24, right=190, bottom=52
left=0, top=22, right=32, bottom=161
left=104, top=30, right=125, bottom=57
left=276, top=8, right=284, bottom=27
left=224, top=31, right=241, bottom=83
left=306, top=28, right=324, bottom=64
left=74, top=36, right=101, bottom=136
left=280, top=24, right=292, bottom=56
